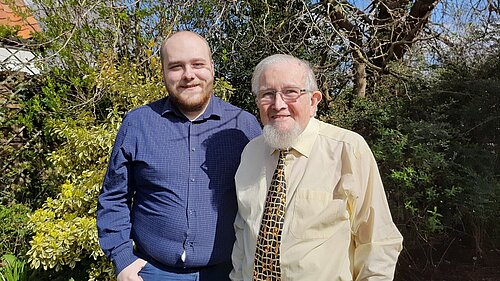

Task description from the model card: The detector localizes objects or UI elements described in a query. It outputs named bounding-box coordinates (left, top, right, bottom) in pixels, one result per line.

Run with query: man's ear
left=309, top=90, right=322, bottom=112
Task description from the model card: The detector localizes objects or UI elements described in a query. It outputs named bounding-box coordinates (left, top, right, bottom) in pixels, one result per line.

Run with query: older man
left=230, top=54, right=403, bottom=281
left=97, top=31, right=261, bottom=281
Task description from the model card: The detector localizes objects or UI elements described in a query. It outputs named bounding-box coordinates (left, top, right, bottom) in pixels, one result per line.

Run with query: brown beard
left=169, top=90, right=211, bottom=114
left=167, top=81, right=213, bottom=116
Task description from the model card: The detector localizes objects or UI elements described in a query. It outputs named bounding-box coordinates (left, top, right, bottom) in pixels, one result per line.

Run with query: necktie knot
left=279, top=149, right=288, bottom=159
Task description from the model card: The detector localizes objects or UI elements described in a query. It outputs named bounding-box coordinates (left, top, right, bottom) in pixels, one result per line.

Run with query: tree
left=204, top=0, right=497, bottom=101
left=320, top=0, right=439, bottom=97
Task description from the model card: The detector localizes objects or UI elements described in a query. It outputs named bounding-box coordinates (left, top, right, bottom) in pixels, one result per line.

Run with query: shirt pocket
left=289, top=189, right=349, bottom=239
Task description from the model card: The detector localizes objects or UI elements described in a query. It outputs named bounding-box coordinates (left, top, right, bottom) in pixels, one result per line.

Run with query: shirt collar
left=161, top=95, right=222, bottom=121
left=267, top=118, right=319, bottom=158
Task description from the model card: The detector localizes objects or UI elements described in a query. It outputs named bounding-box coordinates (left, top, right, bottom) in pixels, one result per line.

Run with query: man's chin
left=268, top=121, right=294, bottom=134
left=181, top=100, right=206, bottom=111
left=171, top=94, right=211, bottom=113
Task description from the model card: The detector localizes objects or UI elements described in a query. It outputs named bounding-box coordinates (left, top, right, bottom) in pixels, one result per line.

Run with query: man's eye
left=284, top=88, right=300, bottom=95
left=193, top=63, right=205, bottom=68
left=169, top=65, right=182, bottom=70
left=261, top=92, right=275, bottom=98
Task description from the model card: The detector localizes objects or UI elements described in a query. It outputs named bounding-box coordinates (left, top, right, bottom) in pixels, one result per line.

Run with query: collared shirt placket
left=184, top=120, right=199, bottom=264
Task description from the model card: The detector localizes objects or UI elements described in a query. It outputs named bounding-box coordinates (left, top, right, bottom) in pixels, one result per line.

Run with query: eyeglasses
left=256, top=87, right=308, bottom=104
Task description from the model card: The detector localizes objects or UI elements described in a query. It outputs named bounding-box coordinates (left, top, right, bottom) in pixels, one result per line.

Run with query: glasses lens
left=282, top=88, right=302, bottom=101
left=257, top=88, right=306, bottom=104
left=258, top=90, right=275, bottom=104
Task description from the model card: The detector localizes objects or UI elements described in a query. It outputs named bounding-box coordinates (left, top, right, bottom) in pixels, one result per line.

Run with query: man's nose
left=182, top=66, right=195, bottom=79
left=272, top=92, right=288, bottom=110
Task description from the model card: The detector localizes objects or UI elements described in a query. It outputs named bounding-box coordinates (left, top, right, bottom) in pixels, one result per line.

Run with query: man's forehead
left=266, top=60, right=306, bottom=73
left=260, top=62, right=307, bottom=83
left=164, top=36, right=210, bottom=58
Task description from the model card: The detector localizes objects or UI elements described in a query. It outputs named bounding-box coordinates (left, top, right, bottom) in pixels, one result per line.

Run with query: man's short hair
left=159, top=31, right=213, bottom=63
left=251, top=54, right=318, bottom=95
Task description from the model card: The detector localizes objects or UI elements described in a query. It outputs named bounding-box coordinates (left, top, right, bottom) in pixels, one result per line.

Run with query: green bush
left=0, top=204, right=32, bottom=257
left=26, top=112, right=120, bottom=279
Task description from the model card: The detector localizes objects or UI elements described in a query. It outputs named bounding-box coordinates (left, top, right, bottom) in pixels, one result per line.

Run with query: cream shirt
left=230, top=118, right=403, bottom=281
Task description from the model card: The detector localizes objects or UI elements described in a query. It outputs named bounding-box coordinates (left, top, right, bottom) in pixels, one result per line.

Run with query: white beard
left=262, top=124, right=302, bottom=149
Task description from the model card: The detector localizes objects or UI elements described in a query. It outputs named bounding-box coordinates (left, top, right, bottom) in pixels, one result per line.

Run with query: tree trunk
left=353, top=59, right=366, bottom=97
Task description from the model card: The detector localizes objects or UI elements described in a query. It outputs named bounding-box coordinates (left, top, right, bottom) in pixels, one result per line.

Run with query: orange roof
left=0, top=0, right=41, bottom=39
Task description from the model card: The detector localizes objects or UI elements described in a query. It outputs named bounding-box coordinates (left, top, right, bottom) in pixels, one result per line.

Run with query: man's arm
left=96, top=118, right=140, bottom=275
left=349, top=140, right=403, bottom=280
left=230, top=212, right=245, bottom=281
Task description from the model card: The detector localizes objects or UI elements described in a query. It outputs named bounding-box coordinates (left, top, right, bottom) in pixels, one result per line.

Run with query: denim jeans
left=138, top=260, right=232, bottom=281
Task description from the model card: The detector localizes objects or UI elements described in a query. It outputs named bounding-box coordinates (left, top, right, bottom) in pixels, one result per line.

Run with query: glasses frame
left=256, top=87, right=308, bottom=105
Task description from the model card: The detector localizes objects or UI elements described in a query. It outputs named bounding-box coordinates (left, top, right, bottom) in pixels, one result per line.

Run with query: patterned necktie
left=253, top=149, right=288, bottom=281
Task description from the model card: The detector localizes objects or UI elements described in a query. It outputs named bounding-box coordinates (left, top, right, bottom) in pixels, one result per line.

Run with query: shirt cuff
left=111, top=245, right=140, bottom=275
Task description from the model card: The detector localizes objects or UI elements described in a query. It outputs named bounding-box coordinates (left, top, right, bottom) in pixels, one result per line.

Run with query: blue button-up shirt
left=97, top=96, right=261, bottom=274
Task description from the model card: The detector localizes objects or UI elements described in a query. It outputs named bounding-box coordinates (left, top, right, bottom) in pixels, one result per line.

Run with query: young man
left=97, top=31, right=261, bottom=281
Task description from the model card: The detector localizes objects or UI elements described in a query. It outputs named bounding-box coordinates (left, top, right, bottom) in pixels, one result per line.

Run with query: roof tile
left=0, top=0, right=41, bottom=39
left=0, top=10, right=7, bottom=20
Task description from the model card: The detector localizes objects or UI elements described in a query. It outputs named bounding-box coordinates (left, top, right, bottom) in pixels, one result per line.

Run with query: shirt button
left=190, top=178, right=195, bottom=182
left=191, top=147, right=195, bottom=151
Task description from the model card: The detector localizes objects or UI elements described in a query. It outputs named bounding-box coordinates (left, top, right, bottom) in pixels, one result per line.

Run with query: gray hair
left=251, top=54, right=318, bottom=95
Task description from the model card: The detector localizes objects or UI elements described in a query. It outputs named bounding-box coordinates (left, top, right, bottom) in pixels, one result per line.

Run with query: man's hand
left=117, top=258, right=147, bottom=281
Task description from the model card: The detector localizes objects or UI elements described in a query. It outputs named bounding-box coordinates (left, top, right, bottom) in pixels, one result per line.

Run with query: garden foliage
left=0, top=0, right=498, bottom=280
